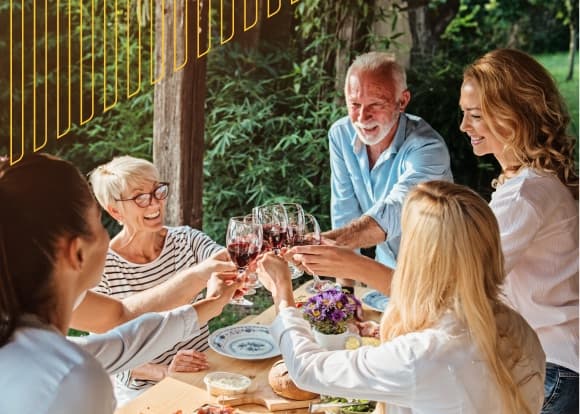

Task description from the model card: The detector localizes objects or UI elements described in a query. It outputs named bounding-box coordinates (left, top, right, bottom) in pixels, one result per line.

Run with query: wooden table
left=115, top=283, right=382, bottom=414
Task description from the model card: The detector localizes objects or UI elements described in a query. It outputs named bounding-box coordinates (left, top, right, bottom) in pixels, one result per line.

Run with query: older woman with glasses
left=88, top=156, right=235, bottom=404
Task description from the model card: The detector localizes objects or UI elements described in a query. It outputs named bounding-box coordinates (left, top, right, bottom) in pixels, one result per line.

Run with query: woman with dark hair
left=460, top=48, right=578, bottom=413
left=0, top=154, right=239, bottom=413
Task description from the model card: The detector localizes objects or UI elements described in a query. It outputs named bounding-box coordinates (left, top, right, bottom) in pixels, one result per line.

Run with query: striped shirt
left=94, top=226, right=222, bottom=391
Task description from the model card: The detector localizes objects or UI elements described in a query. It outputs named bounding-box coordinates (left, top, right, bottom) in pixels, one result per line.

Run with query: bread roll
left=268, top=360, right=319, bottom=401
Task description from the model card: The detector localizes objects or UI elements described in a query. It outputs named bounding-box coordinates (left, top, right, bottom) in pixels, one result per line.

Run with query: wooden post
left=153, top=0, right=208, bottom=228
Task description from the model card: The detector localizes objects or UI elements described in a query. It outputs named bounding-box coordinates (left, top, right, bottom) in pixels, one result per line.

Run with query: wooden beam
left=153, top=0, right=208, bottom=228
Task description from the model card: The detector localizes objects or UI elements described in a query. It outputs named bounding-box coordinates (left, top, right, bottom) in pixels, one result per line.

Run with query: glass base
left=305, top=278, right=338, bottom=294
left=289, top=263, right=304, bottom=280
left=229, top=297, right=254, bottom=306
left=246, top=272, right=262, bottom=290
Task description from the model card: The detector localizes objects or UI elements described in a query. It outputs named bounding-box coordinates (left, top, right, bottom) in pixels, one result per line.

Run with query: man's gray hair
left=345, top=51, right=407, bottom=95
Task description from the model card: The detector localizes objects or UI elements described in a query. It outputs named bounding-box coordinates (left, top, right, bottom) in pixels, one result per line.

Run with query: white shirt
left=490, top=168, right=579, bottom=372
left=270, top=307, right=545, bottom=414
left=0, top=305, right=202, bottom=414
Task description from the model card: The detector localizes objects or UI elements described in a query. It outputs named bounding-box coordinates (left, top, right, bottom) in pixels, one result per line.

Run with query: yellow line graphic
left=267, top=0, right=281, bottom=18
left=244, top=0, right=258, bottom=32
left=6, top=0, right=300, bottom=164
left=128, top=0, right=142, bottom=98
left=103, top=0, right=119, bottom=112
left=220, top=0, right=234, bottom=45
left=57, top=0, right=72, bottom=139
left=174, top=0, right=188, bottom=71
left=80, top=0, right=96, bottom=125
left=197, top=0, right=211, bottom=58
left=150, top=0, right=165, bottom=85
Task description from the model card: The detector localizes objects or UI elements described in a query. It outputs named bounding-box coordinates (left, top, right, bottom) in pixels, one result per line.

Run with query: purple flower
left=302, top=287, right=362, bottom=334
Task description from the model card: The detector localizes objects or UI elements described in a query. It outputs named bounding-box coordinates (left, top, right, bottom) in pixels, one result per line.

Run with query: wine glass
left=295, top=214, right=336, bottom=293
left=241, top=213, right=263, bottom=293
left=280, top=203, right=306, bottom=280
left=252, top=204, right=288, bottom=254
left=226, top=216, right=263, bottom=306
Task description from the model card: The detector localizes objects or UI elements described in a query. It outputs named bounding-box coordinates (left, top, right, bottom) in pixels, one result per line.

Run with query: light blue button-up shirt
left=329, top=113, right=453, bottom=269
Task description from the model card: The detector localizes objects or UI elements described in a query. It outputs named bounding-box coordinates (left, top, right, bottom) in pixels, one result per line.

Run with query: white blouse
left=490, top=168, right=579, bottom=372
left=270, top=307, right=545, bottom=414
left=0, top=305, right=202, bottom=414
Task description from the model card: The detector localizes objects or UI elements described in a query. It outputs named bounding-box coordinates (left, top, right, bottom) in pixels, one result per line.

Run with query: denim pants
left=542, top=362, right=579, bottom=414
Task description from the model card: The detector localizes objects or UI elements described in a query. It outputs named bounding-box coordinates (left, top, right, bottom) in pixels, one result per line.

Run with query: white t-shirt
left=271, top=306, right=545, bottom=414
left=490, top=168, right=579, bottom=372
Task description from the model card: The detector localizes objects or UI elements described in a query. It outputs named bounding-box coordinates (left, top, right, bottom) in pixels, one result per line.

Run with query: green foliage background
left=1, top=1, right=578, bottom=328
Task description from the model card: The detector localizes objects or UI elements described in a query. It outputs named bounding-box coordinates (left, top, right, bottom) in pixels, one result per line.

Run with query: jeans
left=542, top=362, right=579, bottom=414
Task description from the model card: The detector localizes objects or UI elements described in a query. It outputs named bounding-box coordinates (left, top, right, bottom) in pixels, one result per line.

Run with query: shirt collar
left=351, top=113, right=408, bottom=157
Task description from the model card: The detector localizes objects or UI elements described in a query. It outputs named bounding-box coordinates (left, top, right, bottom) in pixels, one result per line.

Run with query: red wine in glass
left=227, top=242, right=260, bottom=269
left=263, top=225, right=288, bottom=251
left=226, top=216, right=263, bottom=306
left=253, top=204, right=288, bottom=254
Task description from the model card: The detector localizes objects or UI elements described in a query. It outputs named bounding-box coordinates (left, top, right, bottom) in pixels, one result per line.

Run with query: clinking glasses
left=114, top=182, right=169, bottom=207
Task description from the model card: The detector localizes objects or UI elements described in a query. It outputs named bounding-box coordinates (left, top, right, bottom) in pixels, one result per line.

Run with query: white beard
left=354, top=113, right=399, bottom=146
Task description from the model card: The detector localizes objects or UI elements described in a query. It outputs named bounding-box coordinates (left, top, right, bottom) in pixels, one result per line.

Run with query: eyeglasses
left=115, top=182, right=169, bottom=208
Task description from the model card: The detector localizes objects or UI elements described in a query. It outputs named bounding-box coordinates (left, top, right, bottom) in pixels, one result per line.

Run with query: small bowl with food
left=203, top=372, right=252, bottom=396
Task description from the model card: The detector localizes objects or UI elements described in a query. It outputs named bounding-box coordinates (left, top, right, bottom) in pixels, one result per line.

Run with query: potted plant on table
left=302, top=287, right=362, bottom=350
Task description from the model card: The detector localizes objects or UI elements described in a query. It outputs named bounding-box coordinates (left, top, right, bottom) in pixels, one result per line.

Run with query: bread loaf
left=268, top=360, right=319, bottom=401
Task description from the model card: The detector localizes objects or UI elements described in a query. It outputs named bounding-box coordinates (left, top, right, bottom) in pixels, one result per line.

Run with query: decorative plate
left=361, top=290, right=390, bottom=312
left=208, top=324, right=281, bottom=360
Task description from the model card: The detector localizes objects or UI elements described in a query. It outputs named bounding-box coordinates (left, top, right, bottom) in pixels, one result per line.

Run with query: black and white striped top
left=94, top=225, right=222, bottom=391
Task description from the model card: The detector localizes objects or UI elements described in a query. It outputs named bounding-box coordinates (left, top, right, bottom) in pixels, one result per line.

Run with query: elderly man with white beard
left=321, top=51, right=453, bottom=288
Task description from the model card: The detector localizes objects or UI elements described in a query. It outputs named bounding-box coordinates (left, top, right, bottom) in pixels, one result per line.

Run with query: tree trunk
left=566, top=23, right=578, bottom=81
left=406, top=0, right=459, bottom=64
left=565, top=0, right=579, bottom=81
left=153, top=0, right=208, bottom=228
left=333, top=1, right=375, bottom=102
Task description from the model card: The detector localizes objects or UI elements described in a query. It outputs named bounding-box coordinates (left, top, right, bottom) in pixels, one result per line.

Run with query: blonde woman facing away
left=460, top=48, right=578, bottom=413
left=88, top=156, right=236, bottom=404
left=257, top=181, right=545, bottom=414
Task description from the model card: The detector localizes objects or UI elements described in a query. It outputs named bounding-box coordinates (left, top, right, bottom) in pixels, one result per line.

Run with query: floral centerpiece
left=302, top=287, right=361, bottom=334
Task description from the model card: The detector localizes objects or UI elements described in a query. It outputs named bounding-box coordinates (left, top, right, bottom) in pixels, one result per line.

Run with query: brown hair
left=463, top=48, right=578, bottom=197
left=0, top=154, right=94, bottom=346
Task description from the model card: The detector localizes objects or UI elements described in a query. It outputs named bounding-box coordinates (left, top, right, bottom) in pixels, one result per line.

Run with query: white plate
left=361, top=290, right=390, bottom=312
left=208, top=324, right=281, bottom=360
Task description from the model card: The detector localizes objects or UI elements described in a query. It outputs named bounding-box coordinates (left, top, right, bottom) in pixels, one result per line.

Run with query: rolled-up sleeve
left=366, top=138, right=452, bottom=240
left=330, top=128, right=362, bottom=229
left=69, top=305, right=201, bottom=374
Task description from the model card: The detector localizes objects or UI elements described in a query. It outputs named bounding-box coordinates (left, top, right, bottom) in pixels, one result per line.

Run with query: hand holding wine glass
left=226, top=216, right=263, bottom=306
left=294, top=213, right=336, bottom=293
left=280, top=202, right=306, bottom=280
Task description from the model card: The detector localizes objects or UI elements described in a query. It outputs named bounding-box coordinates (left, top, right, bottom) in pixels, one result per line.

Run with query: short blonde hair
left=345, top=51, right=407, bottom=96
left=88, top=156, right=160, bottom=209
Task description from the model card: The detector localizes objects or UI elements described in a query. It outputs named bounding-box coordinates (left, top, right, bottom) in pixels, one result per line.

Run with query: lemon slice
left=345, top=337, right=361, bottom=350
left=361, top=337, right=380, bottom=347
